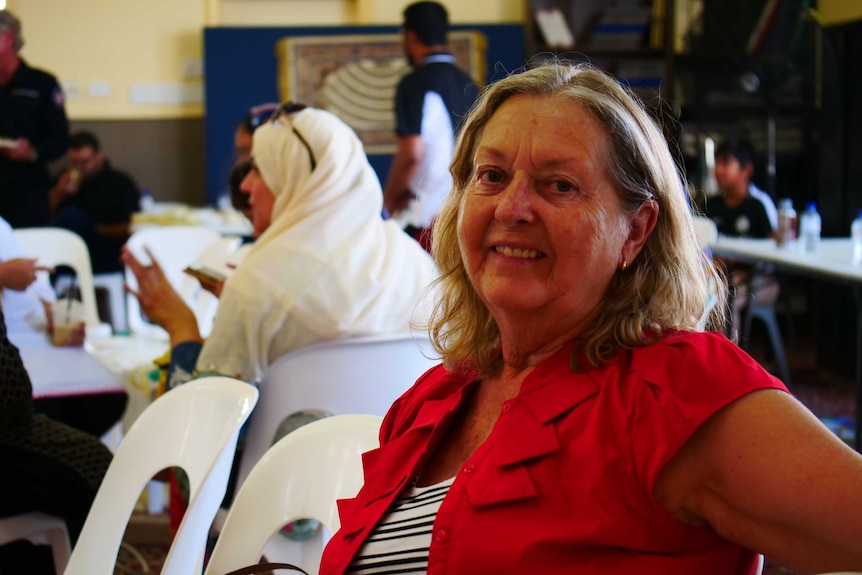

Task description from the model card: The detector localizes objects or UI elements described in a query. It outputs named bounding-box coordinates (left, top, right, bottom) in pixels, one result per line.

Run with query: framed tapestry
left=276, top=31, right=487, bottom=154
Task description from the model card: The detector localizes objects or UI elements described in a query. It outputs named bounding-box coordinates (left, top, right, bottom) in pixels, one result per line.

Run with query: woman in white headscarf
left=124, top=105, right=438, bottom=386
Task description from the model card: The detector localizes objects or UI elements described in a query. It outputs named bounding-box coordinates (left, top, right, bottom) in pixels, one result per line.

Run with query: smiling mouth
left=494, top=246, right=545, bottom=259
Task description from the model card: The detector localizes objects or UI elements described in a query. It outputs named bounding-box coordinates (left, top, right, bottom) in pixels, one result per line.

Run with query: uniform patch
left=52, top=88, right=65, bottom=107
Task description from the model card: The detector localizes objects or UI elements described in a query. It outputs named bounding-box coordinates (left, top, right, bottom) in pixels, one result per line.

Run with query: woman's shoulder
left=626, top=330, right=786, bottom=401
left=633, top=330, right=753, bottom=366
left=379, top=363, right=469, bottom=443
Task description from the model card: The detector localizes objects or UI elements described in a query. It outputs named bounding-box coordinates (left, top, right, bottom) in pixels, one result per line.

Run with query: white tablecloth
left=131, top=204, right=253, bottom=237
left=10, top=329, right=126, bottom=399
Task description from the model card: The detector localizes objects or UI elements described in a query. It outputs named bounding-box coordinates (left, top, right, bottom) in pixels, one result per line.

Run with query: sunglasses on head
left=262, top=102, right=317, bottom=172
left=247, top=103, right=281, bottom=129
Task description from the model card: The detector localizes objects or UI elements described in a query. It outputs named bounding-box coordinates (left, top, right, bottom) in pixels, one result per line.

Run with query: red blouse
left=320, top=331, right=788, bottom=575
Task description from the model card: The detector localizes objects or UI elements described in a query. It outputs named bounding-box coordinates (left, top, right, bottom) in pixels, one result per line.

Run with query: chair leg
left=752, top=305, right=792, bottom=386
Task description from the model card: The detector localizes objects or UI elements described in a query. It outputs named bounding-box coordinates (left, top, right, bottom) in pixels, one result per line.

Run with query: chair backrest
left=204, top=414, right=382, bottom=575
left=12, top=227, right=102, bottom=330
left=0, top=512, right=71, bottom=574
left=123, top=226, right=222, bottom=340
left=63, top=376, right=258, bottom=575
left=237, top=333, right=438, bottom=491
left=692, top=215, right=718, bottom=248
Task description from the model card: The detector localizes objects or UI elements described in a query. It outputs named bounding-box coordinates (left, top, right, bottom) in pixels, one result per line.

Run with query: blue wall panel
left=203, top=24, right=525, bottom=204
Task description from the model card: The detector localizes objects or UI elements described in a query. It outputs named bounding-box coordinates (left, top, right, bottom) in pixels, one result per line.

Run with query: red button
left=463, top=464, right=475, bottom=474
left=501, top=402, right=512, bottom=414
left=434, top=529, right=447, bottom=543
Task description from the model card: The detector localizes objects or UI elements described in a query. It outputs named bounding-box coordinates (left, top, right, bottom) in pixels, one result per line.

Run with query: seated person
left=705, top=138, right=775, bottom=240
left=0, top=215, right=127, bottom=438
left=226, top=103, right=278, bottom=223
left=228, top=158, right=253, bottom=227
left=319, top=64, right=862, bottom=574
left=0, top=215, right=55, bottom=339
left=233, top=102, right=280, bottom=164
left=124, top=104, right=439, bottom=388
left=0, top=308, right=112, bottom=574
left=705, top=137, right=780, bottom=337
left=49, top=131, right=140, bottom=274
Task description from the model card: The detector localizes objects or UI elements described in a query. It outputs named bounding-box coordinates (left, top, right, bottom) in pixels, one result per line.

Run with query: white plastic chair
left=222, top=334, right=435, bottom=572
left=204, top=414, right=382, bottom=575
left=63, top=376, right=258, bottom=575
left=123, top=226, right=221, bottom=340
left=0, top=512, right=71, bottom=574
left=12, top=227, right=112, bottom=338
left=237, top=333, right=437, bottom=491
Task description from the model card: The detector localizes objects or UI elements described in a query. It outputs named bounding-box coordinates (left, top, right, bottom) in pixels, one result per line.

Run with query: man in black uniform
left=50, top=131, right=140, bottom=274
left=0, top=10, right=69, bottom=228
left=382, top=1, right=478, bottom=251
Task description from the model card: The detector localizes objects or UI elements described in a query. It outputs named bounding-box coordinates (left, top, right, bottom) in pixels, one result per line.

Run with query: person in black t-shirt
left=49, top=131, right=140, bottom=274
left=0, top=10, right=70, bottom=229
left=706, top=138, right=780, bottom=341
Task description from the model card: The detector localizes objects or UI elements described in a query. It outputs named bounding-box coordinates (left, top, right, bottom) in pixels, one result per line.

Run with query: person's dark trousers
left=33, top=392, right=128, bottom=439
left=0, top=445, right=98, bottom=543
left=0, top=446, right=102, bottom=575
left=53, top=206, right=124, bottom=274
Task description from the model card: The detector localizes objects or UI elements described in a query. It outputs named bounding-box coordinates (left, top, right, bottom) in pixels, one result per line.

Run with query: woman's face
left=458, top=94, right=636, bottom=331
left=240, top=162, right=276, bottom=237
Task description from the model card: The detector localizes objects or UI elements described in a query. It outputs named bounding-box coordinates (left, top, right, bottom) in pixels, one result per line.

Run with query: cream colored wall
left=10, top=0, right=523, bottom=120
left=818, top=0, right=862, bottom=26
left=355, top=0, right=525, bottom=24
left=13, top=0, right=205, bottom=120
left=217, top=0, right=523, bottom=26
left=219, top=0, right=357, bottom=26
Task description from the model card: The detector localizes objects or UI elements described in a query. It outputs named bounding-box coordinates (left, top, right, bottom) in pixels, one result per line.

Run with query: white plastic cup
left=50, top=299, right=85, bottom=346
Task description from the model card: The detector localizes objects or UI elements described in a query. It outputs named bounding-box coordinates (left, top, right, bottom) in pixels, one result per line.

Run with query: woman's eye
left=478, top=169, right=503, bottom=184
left=553, top=180, right=575, bottom=193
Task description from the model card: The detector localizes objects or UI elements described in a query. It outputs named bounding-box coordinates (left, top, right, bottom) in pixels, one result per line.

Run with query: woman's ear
left=624, top=199, right=658, bottom=262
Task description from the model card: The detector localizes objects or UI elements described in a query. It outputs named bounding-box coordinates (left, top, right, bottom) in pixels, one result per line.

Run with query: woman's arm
left=655, top=388, right=862, bottom=573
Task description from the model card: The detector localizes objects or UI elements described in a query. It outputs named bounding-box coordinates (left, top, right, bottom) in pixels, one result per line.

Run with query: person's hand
left=0, top=138, right=37, bottom=162
left=56, top=168, right=81, bottom=195
left=121, top=246, right=202, bottom=345
left=0, top=258, right=52, bottom=291
left=384, top=188, right=415, bottom=217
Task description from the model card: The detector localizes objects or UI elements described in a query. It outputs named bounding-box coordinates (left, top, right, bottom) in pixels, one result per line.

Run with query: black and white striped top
left=346, top=477, right=455, bottom=574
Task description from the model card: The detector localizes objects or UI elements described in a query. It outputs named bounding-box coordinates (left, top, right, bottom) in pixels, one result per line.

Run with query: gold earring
left=620, top=259, right=628, bottom=272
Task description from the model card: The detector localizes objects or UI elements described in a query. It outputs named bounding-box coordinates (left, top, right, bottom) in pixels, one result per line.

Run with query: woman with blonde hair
left=320, top=64, right=862, bottom=574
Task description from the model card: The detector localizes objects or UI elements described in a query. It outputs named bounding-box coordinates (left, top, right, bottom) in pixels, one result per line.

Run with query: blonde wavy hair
left=428, top=63, right=726, bottom=375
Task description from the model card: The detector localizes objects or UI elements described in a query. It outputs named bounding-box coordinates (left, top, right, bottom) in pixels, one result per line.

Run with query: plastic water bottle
left=776, top=198, right=797, bottom=249
left=852, top=210, right=862, bottom=265
left=798, top=201, right=821, bottom=254
left=139, top=187, right=155, bottom=213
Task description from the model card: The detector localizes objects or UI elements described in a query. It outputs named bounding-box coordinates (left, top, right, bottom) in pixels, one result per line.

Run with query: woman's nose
left=240, top=175, right=252, bottom=193
left=495, top=175, right=535, bottom=225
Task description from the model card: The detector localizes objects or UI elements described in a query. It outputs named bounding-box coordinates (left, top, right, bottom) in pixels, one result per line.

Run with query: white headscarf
left=195, top=107, right=438, bottom=381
